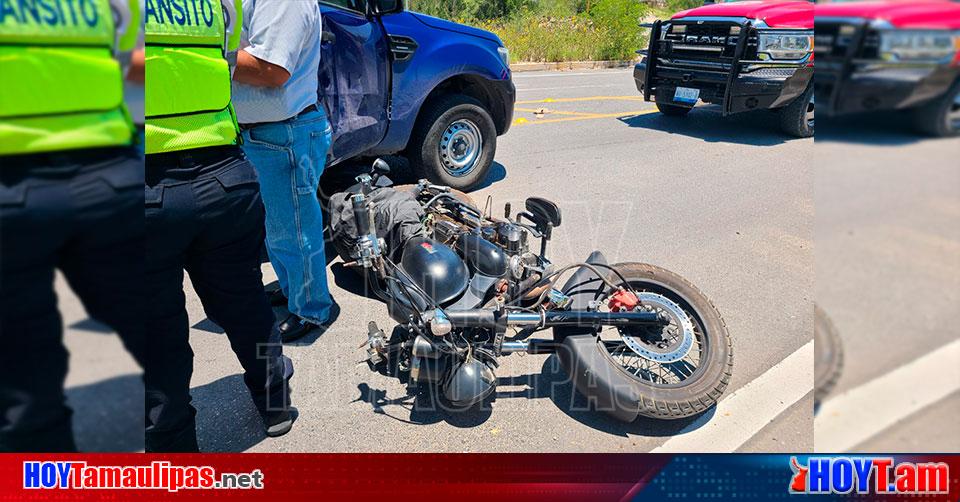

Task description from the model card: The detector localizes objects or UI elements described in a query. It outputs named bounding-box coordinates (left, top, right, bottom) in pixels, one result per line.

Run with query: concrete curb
left=510, top=60, right=637, bottom=72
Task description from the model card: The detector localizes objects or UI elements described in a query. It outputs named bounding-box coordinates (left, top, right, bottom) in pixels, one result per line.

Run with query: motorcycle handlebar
left=352, top=194, right=372, bottom=237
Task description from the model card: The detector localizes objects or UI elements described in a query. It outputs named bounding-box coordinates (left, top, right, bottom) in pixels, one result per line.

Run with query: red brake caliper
left=607, top=288, right=639, bottom=312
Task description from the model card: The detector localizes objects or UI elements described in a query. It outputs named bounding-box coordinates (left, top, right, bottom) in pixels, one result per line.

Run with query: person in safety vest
left=0, top=0, right=145, bottom=452
left=141, top=0, right=295, bottom=452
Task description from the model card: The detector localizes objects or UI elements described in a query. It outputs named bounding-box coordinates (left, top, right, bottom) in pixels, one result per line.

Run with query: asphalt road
left=813, top=116, right=960, bottom=452
left=60, top=68, right=814, bottom=452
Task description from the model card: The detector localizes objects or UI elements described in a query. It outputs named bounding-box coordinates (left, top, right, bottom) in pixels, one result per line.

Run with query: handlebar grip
left=352, top=194, right=371, bottom=236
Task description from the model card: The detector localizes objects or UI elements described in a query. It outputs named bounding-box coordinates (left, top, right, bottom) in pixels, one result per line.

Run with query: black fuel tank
left=457, top=233, right=508, bottom=277
left=400, top=237, right=469, bottom=305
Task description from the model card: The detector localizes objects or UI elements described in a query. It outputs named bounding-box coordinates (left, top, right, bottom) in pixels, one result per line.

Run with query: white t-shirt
left=231, top=0, right=321, bottom=123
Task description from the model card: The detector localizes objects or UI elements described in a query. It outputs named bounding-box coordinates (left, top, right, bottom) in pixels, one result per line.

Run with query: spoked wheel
left=557, top=262, right=732, bottom=421
left=603, top=291, right=703, bottom=386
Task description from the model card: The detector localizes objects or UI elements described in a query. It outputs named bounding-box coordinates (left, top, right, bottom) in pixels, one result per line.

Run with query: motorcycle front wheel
left=557, top=262, right=733, bottom=421
left=813, top=305, right=843, bottom=408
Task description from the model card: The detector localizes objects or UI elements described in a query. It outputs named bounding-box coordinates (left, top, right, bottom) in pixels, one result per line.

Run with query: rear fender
left=561, top=250, right=608, bottom=311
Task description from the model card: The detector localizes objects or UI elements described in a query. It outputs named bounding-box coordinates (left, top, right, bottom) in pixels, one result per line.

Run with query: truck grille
left=660, top=21, right=758, bottom=65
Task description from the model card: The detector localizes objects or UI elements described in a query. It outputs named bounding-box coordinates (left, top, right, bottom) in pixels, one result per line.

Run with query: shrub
left=408, top=0, right=650, bottom=62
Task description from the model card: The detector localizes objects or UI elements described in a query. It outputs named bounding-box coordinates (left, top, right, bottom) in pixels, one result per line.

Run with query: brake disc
left=619, top=292, right=695, bottom=364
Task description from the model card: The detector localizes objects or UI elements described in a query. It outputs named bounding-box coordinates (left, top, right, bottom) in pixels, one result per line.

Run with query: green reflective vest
left=144, top=0, right=242, bottom=154
left=0, top=0, right=136, bottom=156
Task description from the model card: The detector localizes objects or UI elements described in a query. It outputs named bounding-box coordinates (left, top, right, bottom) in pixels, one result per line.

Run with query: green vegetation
left=407, top=0, right=663, bottom=62
left=664, top=0, right=704, bottom=12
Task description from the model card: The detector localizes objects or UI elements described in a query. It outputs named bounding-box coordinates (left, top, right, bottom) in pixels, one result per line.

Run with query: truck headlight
left=497, top=46, right=510, bottom=68
left=879, top=30, right=960, bottom=62
left=758, top=31, right=813, bottom=60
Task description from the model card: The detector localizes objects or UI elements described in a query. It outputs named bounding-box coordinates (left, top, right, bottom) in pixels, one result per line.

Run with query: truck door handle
left=388, top=35, right=418, bottom=61
left=322, top=31, right=336, bottom=44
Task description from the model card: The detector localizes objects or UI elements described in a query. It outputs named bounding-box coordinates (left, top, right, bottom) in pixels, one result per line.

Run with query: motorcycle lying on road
left=329, top=160, right=733, bottom=422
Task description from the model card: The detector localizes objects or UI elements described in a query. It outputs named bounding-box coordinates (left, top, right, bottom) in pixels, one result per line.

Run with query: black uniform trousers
left=0, top=147, right=146, bottom=452
left=144, top=145, right=290, bottom=453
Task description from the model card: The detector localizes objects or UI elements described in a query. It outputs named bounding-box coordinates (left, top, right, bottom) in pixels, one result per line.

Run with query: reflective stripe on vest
left=0, top=0, right=133, bottom=155
left=144, top=0, right=238, bottom=154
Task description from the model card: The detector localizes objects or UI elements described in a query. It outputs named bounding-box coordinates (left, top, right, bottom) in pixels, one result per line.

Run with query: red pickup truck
left=635, top=1, right=815, bottom=137
left=815, top=0, right=960, bottom=137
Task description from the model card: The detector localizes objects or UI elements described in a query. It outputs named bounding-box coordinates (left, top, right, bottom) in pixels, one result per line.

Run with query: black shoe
left=278, top=314, right=318, bottom=342
left=260, top=407, right=296, bottom=438
left=267, top=289, right=288, bottom=307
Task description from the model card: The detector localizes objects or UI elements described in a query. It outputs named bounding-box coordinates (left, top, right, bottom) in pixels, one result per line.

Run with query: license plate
left=673, top=86, right=700, bottom=105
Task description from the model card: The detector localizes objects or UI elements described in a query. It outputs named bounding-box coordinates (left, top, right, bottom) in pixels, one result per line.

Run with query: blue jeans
left=241, top=109, right=333, bottom=324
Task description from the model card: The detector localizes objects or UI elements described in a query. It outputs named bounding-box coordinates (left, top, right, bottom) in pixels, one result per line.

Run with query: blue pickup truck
left=319, top=0, right=515, bottom=190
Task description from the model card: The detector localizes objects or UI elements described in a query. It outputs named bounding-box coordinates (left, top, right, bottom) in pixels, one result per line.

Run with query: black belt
left=238, top=104, right=319, bottom=130
left=0, top=145, right=136, bottom=170
left=145, top=144, right=243, bottom=171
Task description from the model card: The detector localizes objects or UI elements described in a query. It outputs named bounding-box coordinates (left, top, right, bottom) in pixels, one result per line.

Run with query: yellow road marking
left=514, top=107, right=600, bottom=117
left=516, top=95, right=647, bottom=105
left=513, top=109, right=659, bottom=126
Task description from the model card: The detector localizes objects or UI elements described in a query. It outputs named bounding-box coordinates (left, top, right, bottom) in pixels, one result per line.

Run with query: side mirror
left=525, top=197, right=561, bottom=228
left=373, top=0, right=403, bottom=15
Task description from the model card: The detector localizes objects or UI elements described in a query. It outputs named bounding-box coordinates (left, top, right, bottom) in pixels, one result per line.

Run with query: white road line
left=814, top=338, right=960, bottom=453
left=512, top=70, right=632, bottom=79
left=651, top=340, right=814, bottom=453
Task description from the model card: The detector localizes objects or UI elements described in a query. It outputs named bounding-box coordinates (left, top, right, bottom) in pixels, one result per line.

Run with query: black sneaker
left=260, top=407, right=296, bottom=438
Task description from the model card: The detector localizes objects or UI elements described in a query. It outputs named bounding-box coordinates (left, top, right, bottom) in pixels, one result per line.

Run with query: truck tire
left=556, top=262, right=732, bottom=421
left=407, top=95, right=497, bottom=192
left=779, top=85, right=814, bottom=138
left=656, top=103, right=693, bottom=116
left=910, top=79, right=960, bottom=137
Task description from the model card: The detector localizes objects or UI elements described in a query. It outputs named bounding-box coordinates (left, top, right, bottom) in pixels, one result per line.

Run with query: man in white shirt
left=232, top=0, right=336, bottom=341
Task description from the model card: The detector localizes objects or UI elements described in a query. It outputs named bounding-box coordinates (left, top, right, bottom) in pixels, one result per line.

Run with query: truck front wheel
left=408, top=95, right=497, bottom=191
left=910, top=79, right=960, bottom=137
left=778, top=85, right=814, bottom=138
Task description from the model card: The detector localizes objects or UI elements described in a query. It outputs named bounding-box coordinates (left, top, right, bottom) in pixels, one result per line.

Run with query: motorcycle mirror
left=371, top=158, right=391, bottom=175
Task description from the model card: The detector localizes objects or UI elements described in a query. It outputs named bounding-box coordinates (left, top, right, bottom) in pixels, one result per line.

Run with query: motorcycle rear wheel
left=558, top=262, right=733, bottom=421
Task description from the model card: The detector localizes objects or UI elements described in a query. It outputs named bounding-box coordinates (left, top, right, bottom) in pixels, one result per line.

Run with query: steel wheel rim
left=806, top=93, right=815, bottom=129
left=439, top=119, right=482, bottom=177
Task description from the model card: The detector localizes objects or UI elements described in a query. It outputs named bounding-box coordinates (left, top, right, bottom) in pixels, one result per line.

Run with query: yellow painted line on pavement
left=514, top=107, right=600, bottom=117
left=513, top=109, right=659, bottom=126
left=516, top=95, right=647, bottom=105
